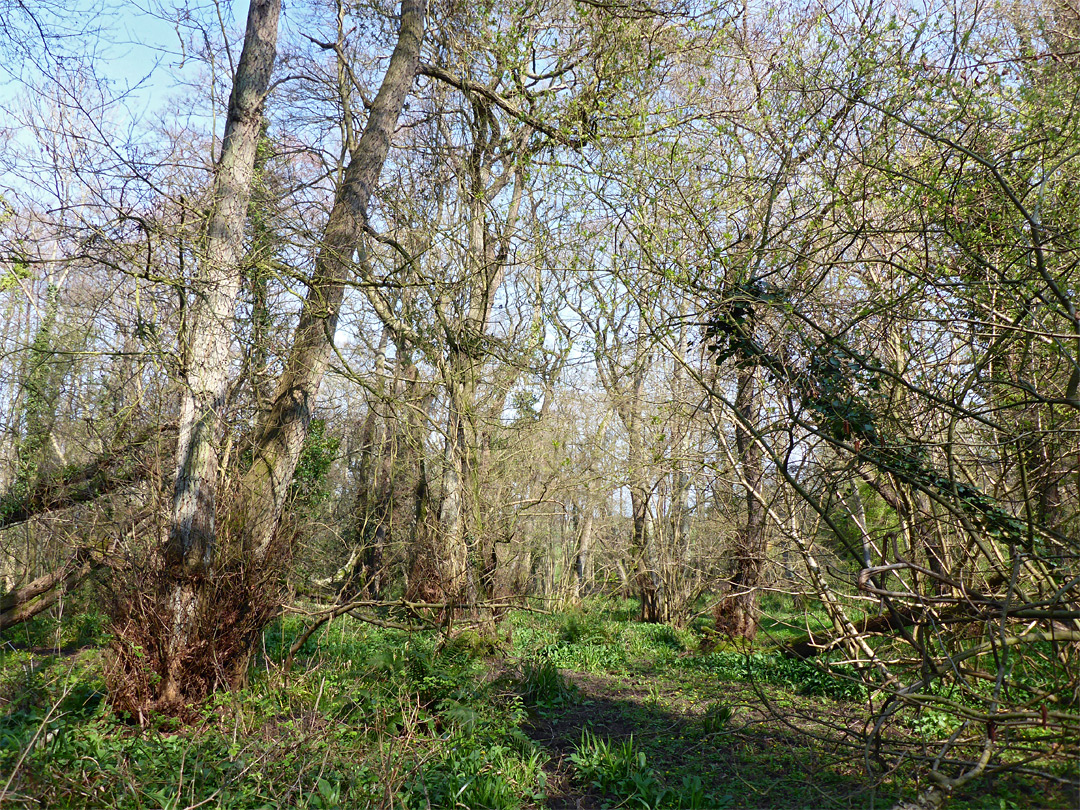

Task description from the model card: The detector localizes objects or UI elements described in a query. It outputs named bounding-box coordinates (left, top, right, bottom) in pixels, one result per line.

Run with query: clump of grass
left=622, top=622, right=691, bottom=659
left=697, top=701, right=733, bottom=734
left=440, top=627, right=502, bottom=660
left=516, top=657, right=578, bottom=711
left=568, top=730, right=728, bottom=809
left=570, top=729, right=667, bottom=807
left=560, top=609, right=617, bottom=645
left=405, top=736, right=547, bottom=810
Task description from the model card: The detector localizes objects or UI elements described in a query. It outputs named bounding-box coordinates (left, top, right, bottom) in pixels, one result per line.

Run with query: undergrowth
left=2, top=596, right=1076, bottom=809
left=1, top=613, right=549, bottom=808
left=569, top=729, right=728, bottom=809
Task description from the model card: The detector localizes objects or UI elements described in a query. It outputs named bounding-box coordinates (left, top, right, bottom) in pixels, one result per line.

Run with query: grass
left=2, top=612, right=547, bottom=808
left=1, top=596, right=1077, bottom=809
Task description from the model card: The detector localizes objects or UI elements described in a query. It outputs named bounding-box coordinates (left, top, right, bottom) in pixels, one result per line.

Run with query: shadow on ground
left=524, top=668, right=1073, bottom=810
left=524, top=668, right=893, bottom=810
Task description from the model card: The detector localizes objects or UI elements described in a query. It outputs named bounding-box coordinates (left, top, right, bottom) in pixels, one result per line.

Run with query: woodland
left=0, top=0, right=1078, bottom=807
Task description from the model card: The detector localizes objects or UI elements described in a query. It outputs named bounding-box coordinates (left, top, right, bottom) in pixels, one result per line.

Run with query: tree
left=102, top=0, right=430, bottom=715
left=161, top=0, right=283, bottom=708
left=689, top=0, right=1080, bottom=799
left=712, top=361, right=767, bottom=638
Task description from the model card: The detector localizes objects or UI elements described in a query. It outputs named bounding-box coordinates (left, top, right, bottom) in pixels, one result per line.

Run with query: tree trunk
left=14, top=282, right=65, bottom=497
left=346, top=330, right=391, bottom=600
left=431, top=150, right=524, bottom=609
left=0, top=546, right=109, bottom=632
left=122, top=0, right=427, bottom=716
left=437, top=352, right=478, bottom=605
left=715, top=364, right=766, bottom=640
left=403, top=361, right=443, bottom=603
left=237, top=0, right=426, bottom=564
left=574, top=491, right=595, bottom=602
left=157, top=0, right=281, bottom=710
left=665, top=320, right=697, bottom=626
left=632, top=485, right=662, bottom=622
left=168, top=0, right=281, bottom=577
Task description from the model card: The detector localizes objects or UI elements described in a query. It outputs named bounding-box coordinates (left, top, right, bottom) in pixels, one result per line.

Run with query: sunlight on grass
left=2, top=597, right=1075, bottom=809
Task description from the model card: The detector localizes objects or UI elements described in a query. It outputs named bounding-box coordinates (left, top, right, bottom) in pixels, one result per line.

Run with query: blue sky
left=1, top=1, right=252, bottom=121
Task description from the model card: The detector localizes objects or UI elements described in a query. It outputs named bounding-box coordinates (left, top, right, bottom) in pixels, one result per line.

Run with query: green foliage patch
left=677, top=649, right=866, bottom=701
left=569, top=730, right=728, bottom=809
left=509, top=600, right=696, bottom=676
left=516, top=656, right=579, bottom=711
left=1, top=617, right=549, bottom=809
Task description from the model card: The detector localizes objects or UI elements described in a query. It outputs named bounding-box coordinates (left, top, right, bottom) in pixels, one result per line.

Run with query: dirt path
left=523, top=663, right=1079, bottom=810
left=524, top=668, right=863, bottom=809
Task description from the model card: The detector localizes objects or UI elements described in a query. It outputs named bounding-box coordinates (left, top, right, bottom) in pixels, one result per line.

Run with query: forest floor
left=1, top=595, right=1077, bottom=808
left=511, top=602, right=1077, bottom=810
left=524, top=666, right=1073, bottom=810
left=527, top=670, right=874, bottom=809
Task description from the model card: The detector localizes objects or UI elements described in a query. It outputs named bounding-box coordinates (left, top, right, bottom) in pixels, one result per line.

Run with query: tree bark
left=574, top=490, right=595, bottom=602
left=155, top=0, right=282, bottom=710
left=623, top=364, right=662, bottom=623
left=237, top=0, right=427, bottom=563
left=665, top=319, right=697, bottom=626
left=437, top=353, right=477, bottom=604
left=715, top=364, right=766, bottom=639
left=130, top=0, right=426, bottom=715
left=432, top=152, right=523, bottom=608
left=168, top=0, right=281, bottom=576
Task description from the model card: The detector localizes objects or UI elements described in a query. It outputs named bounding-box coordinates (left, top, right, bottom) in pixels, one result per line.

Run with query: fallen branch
left=0, top=546, right=110, bottom=631
left=781, top=605, right=922, bottom=659
left=0, top=424, right=175, bottom=530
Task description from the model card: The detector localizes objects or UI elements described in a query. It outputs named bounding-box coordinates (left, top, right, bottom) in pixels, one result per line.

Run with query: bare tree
left=162, top=0, right=283, bottom=707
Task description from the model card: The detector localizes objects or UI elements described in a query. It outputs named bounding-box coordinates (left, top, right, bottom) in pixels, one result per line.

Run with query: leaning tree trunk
left=715, top=364, right=766, bottom=640
left=237, top=0, right=427, bottom=565
left=157, top=0, right=282, bottom=711
left=118, top=0, right=427, bottom=716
